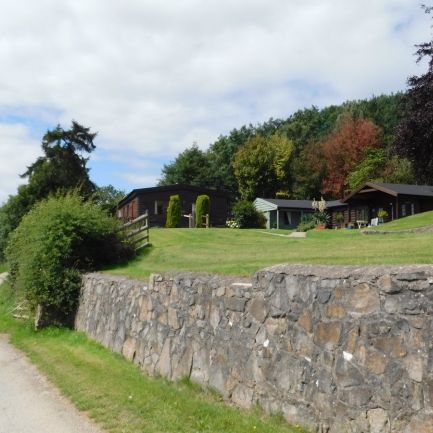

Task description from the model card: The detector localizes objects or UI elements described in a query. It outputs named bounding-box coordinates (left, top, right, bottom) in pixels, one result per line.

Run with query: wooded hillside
left=159, top=93, right=410, bottom=200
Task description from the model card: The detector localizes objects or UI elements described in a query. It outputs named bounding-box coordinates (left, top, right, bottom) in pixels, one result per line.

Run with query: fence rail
left=122, top=212, right=149, bottom=250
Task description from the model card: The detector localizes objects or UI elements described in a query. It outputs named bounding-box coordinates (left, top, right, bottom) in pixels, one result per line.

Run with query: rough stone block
left=298, top=309, right=313, bottom=333
left=403, top=413, right=433, bottom=433
left=122, top=337, right=137, bottom=361
left=226, top=297, right=246, bottom=312
left=313, top=321, right=342, bottom=349
left=168, top=307, right=181, bottom=330
left=405, top=355, right=424, bottom=382
left=231, top=383, right=254, bottom=409
left=248, top=293, right=268, bottom=323
left=374, top=336, right=407, bottom=358
left=367, top=408, right=390, bottom=433
left=326, top=304, right=346, bottom=319
left=335, top=357, right=364, bottom=388
left=366, top=350, right=388, bottom=375
left=378, top=274, right=401, bottom=293
left=348, top=283, right=380, bottom=315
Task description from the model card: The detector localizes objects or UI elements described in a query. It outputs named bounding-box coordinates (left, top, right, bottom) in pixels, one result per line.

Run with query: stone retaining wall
left=75, top=265, right=433, bottom=433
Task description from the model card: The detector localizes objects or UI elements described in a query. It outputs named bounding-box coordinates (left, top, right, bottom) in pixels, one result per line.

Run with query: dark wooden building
left=331, top=182, right=433, bottom=227
left=117, top=184, right=231, bottom=227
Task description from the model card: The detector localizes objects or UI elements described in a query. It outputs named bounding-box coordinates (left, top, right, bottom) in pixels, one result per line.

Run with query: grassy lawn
left=106, top=226, right=433, bottom=279
left=0, top=262, right=8, bottom=273
left=0, top=282, right=306, bottom=433
left=368, top=209, right=433, bottom=231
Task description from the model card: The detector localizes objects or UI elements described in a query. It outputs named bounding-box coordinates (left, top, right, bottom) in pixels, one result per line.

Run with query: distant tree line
left=159, top=8, right=433, bottom=204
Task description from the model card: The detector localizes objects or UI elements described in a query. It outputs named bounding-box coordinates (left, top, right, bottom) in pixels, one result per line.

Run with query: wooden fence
left=122, top=212, right=149, bottom=250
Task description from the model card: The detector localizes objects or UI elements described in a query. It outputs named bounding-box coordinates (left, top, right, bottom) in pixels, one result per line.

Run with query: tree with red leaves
left=321, top=112, right=382, bottom=198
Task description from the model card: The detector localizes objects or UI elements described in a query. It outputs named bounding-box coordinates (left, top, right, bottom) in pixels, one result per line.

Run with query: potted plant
left=335, top=211, right=345, bottom=229
left=312, top=197, right=329, bottom=229
left=377, top=209, right=388, bottom=224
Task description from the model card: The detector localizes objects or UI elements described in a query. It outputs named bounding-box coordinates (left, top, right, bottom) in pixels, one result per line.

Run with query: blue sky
left=0, top=0, right=431, bottom=203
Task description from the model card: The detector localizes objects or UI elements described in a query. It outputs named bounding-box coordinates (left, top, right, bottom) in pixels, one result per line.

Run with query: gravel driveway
left=0, top=334, right=105, bottom=433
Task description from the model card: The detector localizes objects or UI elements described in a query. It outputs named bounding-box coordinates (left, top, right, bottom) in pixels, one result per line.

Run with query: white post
left=276, top=209, right=280, bottom=229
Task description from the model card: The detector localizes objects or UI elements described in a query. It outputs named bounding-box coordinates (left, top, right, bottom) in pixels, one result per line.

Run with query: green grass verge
left=0, top=262, right=8, bottom=273
left=369, top=209, right=433, bottom=231
left=0, top=282, right=307, bottom=433
left=105, top=227, right=433, bottom=279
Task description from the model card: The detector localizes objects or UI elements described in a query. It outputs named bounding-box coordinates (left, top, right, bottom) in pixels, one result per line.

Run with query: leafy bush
left=166, top=195, right=182, bottom=228
left=195, top=195, right=210, bottom=228
left=313, top=211, right=330, bottom=225
left=377, top=209, right=388, bottom=220
left=232, top=201, right=266, bottom=228
left=296, top=213, right=316, bottom=232
left=6, top=192, right=133, bottom=325
left=275, top=191, right=289, bottom=199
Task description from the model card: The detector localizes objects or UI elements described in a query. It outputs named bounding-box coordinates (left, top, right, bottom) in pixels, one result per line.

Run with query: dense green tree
left=207, top=126, right=256, bottom=198
left=347, top=149, right=415, bottom=191
left=92, top=185, right=125, bottom=215
left=394, top=6, right=433, bottom=184
left=291, top=140, right=326, bottom=199
left=347, top=148, right=387, bottom=190
left=382, top=156, right=415, bottom=185
left=233, top=132, right=294, bottom=201
left=159, top=143, right=211, bottom=187
left=23, top=120, right=96, bottom=198
left=0, top=121, right=97, bottom=260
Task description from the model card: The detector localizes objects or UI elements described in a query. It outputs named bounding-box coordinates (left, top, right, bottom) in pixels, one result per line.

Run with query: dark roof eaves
left=117, top=184, right=231, bottom=207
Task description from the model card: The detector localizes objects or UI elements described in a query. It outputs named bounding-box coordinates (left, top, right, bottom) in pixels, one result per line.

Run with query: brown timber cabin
left=117, top=184, right=231, bottom=227
left=331, top=182, right=433, bottom=227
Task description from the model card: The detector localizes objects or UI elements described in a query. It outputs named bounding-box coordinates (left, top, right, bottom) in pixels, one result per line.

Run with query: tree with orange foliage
left=321, top=113, right=382, bottom=198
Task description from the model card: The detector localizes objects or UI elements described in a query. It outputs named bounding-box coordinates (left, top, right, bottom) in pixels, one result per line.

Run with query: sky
left=0, top=0, right=431, bottom=204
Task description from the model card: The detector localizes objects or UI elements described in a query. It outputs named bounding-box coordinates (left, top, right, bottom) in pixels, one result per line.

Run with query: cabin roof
left=342, top=182, right=433, bottom=202
left=254, top=198, right=346, bottom=211
left=118, top=184, right=230, bottom=208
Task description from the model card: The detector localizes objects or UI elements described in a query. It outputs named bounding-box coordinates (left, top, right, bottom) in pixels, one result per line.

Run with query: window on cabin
left=356, top=207, right=368, bottom=221
left=154, top=200, right=164, bottom=215
left=283, top=211, right=292, bottom=225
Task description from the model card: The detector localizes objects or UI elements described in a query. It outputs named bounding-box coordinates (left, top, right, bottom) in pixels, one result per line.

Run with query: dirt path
left=0, top=334, right=105, bottom=433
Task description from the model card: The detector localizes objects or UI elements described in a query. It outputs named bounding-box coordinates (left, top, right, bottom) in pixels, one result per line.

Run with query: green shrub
left=296, top=213, right=316, bottom=232
left=195, top=195, right=210, bottom=228
left=166, top=195, right=182, bottom=228
left=275, top=191, right=289, bottom=199
left=232, top=201, right=266, bottom=228
left=6, top=192, right=133, bottom=325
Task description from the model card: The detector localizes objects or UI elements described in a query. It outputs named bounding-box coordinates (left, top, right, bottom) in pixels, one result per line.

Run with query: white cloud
left=0, top=124, right=40, bottom=201
left=0, top=0, right=431, bottom=202
left=117, top=172, right=160, bottom=187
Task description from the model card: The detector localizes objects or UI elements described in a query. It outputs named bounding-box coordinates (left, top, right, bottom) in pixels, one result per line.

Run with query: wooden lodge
left=255, top=182, right=433, bottom=229
left=333, top=182, right=433, bottom=228
left=117, top=184, right=231, bottom=227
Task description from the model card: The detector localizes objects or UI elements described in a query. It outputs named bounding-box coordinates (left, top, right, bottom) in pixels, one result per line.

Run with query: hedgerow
left=6, top=192, right=133, bottom=325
